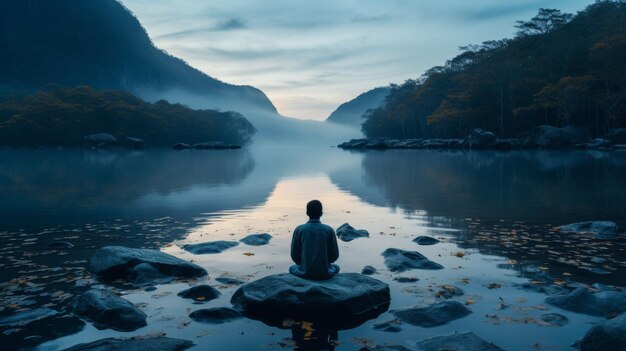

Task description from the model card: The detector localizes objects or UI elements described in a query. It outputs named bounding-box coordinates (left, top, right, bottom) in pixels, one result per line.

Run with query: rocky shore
left=338, top=126, right=626, bottom=151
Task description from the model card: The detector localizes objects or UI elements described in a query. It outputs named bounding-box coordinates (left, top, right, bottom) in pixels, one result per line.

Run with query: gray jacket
left=290, top=219, right=339, bottom=279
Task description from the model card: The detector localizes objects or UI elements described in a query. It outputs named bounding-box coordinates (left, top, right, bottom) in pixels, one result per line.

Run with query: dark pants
left=289, top=264, right=340, bottom=279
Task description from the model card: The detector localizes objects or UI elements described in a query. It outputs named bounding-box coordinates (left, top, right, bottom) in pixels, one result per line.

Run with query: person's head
left=306, top=200, right=323, bottom=220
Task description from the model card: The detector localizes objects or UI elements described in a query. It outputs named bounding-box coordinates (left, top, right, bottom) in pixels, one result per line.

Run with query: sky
left=120, top=0, right=593, bottom=121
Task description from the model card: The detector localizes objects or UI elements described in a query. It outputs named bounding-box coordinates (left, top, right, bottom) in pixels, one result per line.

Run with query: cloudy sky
left=121, top=0, right=592, bottom=120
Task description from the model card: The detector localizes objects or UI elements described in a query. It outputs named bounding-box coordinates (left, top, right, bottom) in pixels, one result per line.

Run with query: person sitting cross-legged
left=289, top=200, right=340, bottom=280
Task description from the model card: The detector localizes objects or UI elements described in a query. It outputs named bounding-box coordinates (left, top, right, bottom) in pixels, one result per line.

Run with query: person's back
left=289, top=200, right=340, bottom=280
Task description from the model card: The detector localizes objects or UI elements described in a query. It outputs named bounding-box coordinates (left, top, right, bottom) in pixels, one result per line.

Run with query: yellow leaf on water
left=465, top=298, right=475, bottom=305
left=243, top=252, right=255, bottom=256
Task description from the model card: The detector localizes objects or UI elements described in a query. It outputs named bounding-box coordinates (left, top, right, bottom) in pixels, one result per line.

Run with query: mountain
left=326, top=87, right=390, bottom=126
left=362, top=2, right=626, bottom=139
left=0, top=0, right=277, bottom=118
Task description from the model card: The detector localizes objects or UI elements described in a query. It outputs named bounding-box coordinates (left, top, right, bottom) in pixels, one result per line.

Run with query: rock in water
left=336, top=223, right=369, bottom=242
left=558, top=221, right=618, bottom=239
left=189, top=308, right=242, bottom=324
left=372, top=320, right=402, bottom=332
left=182, top=241, right=239, bottom=254
left=240, top=233, right=272, bottom=246
left=62, top=336, right=195, bottom=351
left=72, top=289, right=147, bottom=331
left=391, top=300, right=471, bottom=327
left=361, top=266, right=377, bottom=275
left=382, top=248, right=443, bottom=272
left=462, top=128, right=497, bottom=149
left=412, top=236, right=440, bottom=245
left=87, top=246, right=207, bottom=284
left=0, top=308, right=58, bottom=327
left=231, top=273, right=390, bottom=329
left=580, top=313, right=626, bottom=351
left=539, top=313, right=569, bottom=327
left=84, top=133, right=117, bottom=148
left=524, top=125, right=588, bottom=148
left=545, top=287, right=626, bottom=317
left=172, top=143, right=191, bottom=150
left=416, top=331, right=503, bottom=351
left=177, top=285, right=221, bottom=302
left=215, top=277, right=245, bottom=285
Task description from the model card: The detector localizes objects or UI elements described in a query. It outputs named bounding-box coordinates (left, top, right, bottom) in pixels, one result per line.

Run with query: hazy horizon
left=122, top=0, right=591, bottom=121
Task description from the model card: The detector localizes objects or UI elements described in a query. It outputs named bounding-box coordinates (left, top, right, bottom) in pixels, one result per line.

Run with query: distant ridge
left=0, top=0, right=277, bottom=115
left=326, top=87, right=390, bottom=126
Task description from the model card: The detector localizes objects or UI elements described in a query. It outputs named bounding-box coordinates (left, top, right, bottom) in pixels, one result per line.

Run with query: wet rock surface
left=177, top=285, right=221, bottom=302
left=545, top=287, right=626, bottom=317
left=87, top=246, right=207, bottom=284
left=391, top=300, right=471, bottom=327
left=0, top=308, right=58, bottom=327
left=558, top=221, right=618, bottom=239
left=239, top=233, right=272, bottom=246
left=336, top=223, right=369, bottom=242
left=215, top=277, right=245, bottom=285
left=189, top=307, right=243, bottom=324
left=412, top=236, right=439, bottom=245
left=231, top=273, right=390, bottom=328
left=382, top=248, right=443, bottom=272
left=462, top=128, right=497, bottom=149
left=182, top=240, right=239, bottom=254
left=580, top=312, right=626, bottom=351
left=361, top=266, right=377, bottom=275
left=416, top=331, right=504, bottom=351
left=72, top=289, right=147, bottom=332
left=372, top=320, right=402, bottom=332
left=539, top=313, right=569, bottom=327
left=4, top=315, right=85, bottom=350
left=62, top=336, right=195, bottom=351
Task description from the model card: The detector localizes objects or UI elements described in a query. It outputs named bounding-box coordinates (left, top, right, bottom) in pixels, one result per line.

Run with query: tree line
left=0, top=86, right=256, bottom=147
left=362, top=1, right=626, bottom=139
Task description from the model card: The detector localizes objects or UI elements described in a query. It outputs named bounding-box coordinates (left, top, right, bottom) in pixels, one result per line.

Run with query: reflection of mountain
left=331, top=150, right=626, bottom=225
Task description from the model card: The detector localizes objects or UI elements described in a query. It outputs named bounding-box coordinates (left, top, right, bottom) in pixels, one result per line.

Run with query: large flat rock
left=72, top=289, right=147, bottom=332
left=382, top=248, right=443, bottom=272
left=182, top=240, right=239, bottom=254
left=416, top=331, right=503, bottom=351
left=231, top=273, right=390, bottom=328
left=62, top=336, right=194, bottom=351
left=391, top=300, right=471, bottom=327
left=87, top=246, right=207, bottom=284
left=545, top=287, right=626, bottom=317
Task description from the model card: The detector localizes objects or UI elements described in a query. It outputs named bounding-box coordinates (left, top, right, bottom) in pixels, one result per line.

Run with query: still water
left=1, top=147, right=625, bottom=350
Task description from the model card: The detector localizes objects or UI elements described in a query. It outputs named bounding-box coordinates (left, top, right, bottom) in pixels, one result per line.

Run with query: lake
left=1, top=147, right=626, bottom=350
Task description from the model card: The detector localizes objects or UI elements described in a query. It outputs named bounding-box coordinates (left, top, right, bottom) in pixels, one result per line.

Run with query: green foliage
left=0, top=87, right=256, bottom=147
left=363, top=0, right=626, bottom=139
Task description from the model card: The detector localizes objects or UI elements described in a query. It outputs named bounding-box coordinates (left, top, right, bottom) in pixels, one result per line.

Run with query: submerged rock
left=72, top=289, right=147, bottom=331
left=435, top=285, right=464, bottom=299
left=189, top=307, right=242, bottom=324
left=87, top=246, right=207, bottom=284
left=62, top=336, right=195, bottom=351
left=193, top=141, right=241, bottom=150
left=84, top=133, right=117, bottom=149
left=361, top=266, right=377, bottom=275
left=336, top=223, right=369, bottom=242
left=539, top=313, right=569, bottom=327
left=580, top=312, right=626, bottom=351
left=182, top=241, right=239, bottom=254
left=372, top=320, right=402, bottom=332
left=545, top=287, right=626, bottom=317
left=239, top=233, right=272, bottom=246
left=177, top=285, right=221, bottom=302
left=391, top=300, right=471, bottom=327
left=382, top=248, right=443, bottom=272
left=416, top=331, right=503, bottom=351
left=412, top=236, right=439, bottom=245
left=393, top=277, right=419, bottom=283
left=3, top=315, right=85, bottom=349
left=215, top=277, right=245, bottom=285
left=462, top=128, right=497, bottom=149
left=558, top=221, right=618, bottom=239
left=231, top=273, right=390, bottom=329
left=172, top=143, right=191, bottom=150
left=0, top=308, right=58, bottom=327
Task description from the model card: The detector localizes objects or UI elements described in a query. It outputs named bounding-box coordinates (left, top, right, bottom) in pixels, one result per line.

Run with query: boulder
left=391, top=300, right=471, bottom=327
left=215, top=277, right=245, bottom=285
left=123, top=137, right=145, bottom=150
left=182, top=240, right=239, bottom=254
left=84, top=133, right=117, bottom=148
left=72, top=289, right=147, bottom=331
left=558, top=221, right=618, bottom=239
left=336, top=223, right=369, bottom=242
left=580, top=312, right=626, bottom=351
left=462, top=128, right=497, bottom=149
left=524, top=125, right=588, bottom=148
left=62, top=336, right=194, bottom=351
left=412, top=236, right=439, bottom=245
left=239, top=233, right=272, bottom=246
left=545, top=287, right=626, bottom=317
left=172, top=143, right=191, bottom=150
left=177, top=285, right=221, bottom=302
left=129, top=263, right=171, bottom=285
left=416, top=331, right=503, bottom=351
left=231, top=273, right=390, bottom=329
left=361, top=266, right=377, bottom=275
left=189, top=307, right=242, bottom=324
left=608, top=129, right=626, bottom=145
left=381, top=248, right=443, bottom=272
left=87, top=246, right=207, bottom=284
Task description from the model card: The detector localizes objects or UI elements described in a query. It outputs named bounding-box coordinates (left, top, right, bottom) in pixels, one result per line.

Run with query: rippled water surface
left=1, top=147, right=625, bottom=350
